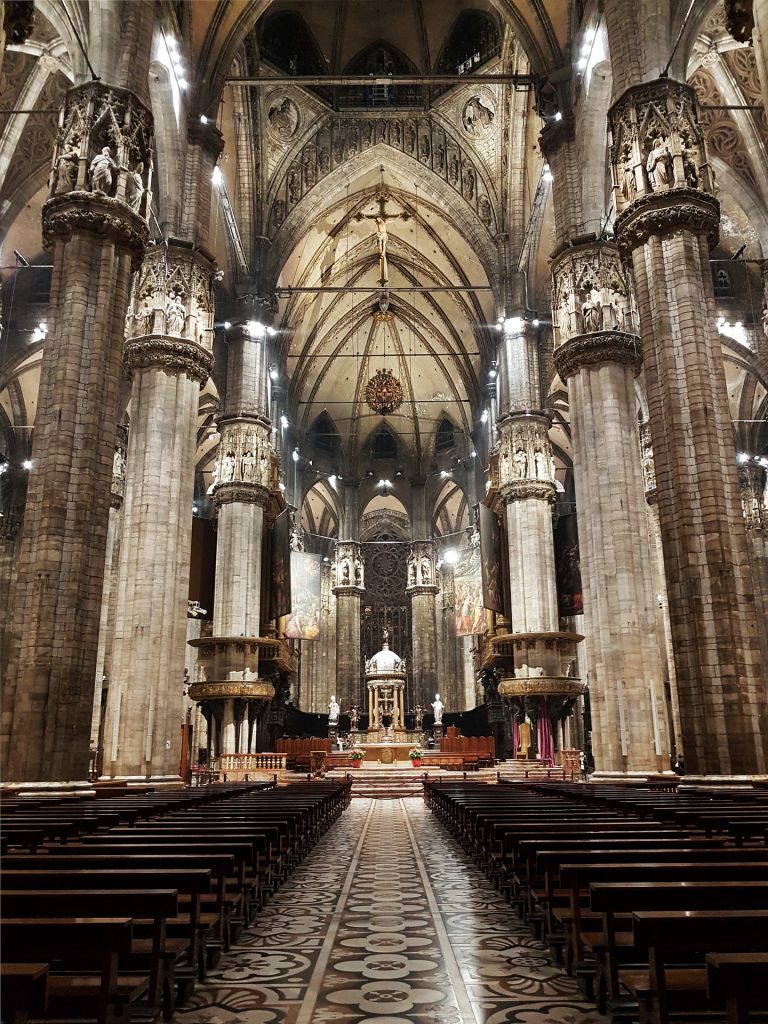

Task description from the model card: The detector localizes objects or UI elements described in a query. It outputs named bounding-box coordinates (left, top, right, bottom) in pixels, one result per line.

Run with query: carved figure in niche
left=419, top=134, right=431, bottom=162
left=55, top=142, right=79, bottom=194
left=268, top=98, right=297, bottom=140
left=112, top=448, right=126, bottom=480
left=334, top=136, right=344, bottom=164
left=462, top=166, right=475, bottom=201
left=347, top=129, right=359, bottom=158
left=136, top=300, right=154, bottom=335
left=620, top=163, right=637, bottom=203
left=363, top=121, right=373, bottom=147
left=682, top=147, right=698, bottom=188
left=449, top=153, right=460, bottom=185
left=197, top=321, right=206, bottom=346
left=581, top=290, right=601, bottom=333
left=220, top=452, right=236, bottom=483
left=241, top=450, right=256, bottom=482
left=762, top=306, right=768, bottom=339
left=432, top=693, right=444, bottom=724
left=558, top=296, right=570, bottom=338
left=646, top=136, right=671, bottom=190
left=513, top=448, right=527, bottom=478
left=303, top=151, right=316, bottom=189
left=341, top=559, right=351, bottom=584
left=533, top=448, right=546, bottom=478
left=478, top=195, right=492, bottom=226
left=608, top=295, right=624, bottom=330
left=126, top=161, right=144, bottom=213
left=328, top=696, right=340, bottom=723
left=288, top=170, right=300, bottom=205
left=550, top=455, right=557, bottom=481
left=350, top=705, right=359, bottom=729
left=420, top=556, right=432, bottom=583
left=273, top=199, right=286, bottom=228
left=354, top=559, right=362, bottom=586
left=394, top=121, right=402, bottom=146
left=377, top=120, right=386, bottom=143
left=166, top=293, right=186, bottom=336
left=405, top=122, right=416, bottom=153
left=463, top=96, right=495, bottom=134
left=435, top=143, right=445, bottom=173
left=89, top=146, right=117, bottom=195
left=408, top=561, right=417, bottom=586
left=319, top=148, right=330, bottom=174
left=259, top=450, right=269, bottom=482
left=415, top=704, right=423, bottom=728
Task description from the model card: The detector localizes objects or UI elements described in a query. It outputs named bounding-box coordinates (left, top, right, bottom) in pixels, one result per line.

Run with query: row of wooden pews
left=425, top=780, right=768, bottom=1024
left=1, top=779, right=351, bottom=1024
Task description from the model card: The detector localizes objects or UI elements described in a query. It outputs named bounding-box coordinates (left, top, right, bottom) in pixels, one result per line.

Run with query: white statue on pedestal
left=328, top=696, right=340, bottom=723
left=432, top=693, right=444, bottom=724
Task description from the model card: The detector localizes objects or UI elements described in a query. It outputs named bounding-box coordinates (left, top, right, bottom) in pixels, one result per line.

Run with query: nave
left=175, top=798, right=603, bottom=1024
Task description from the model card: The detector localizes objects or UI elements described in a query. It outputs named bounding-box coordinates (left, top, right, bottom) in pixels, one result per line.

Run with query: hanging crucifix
left=356, top=184, right=409, bottom=286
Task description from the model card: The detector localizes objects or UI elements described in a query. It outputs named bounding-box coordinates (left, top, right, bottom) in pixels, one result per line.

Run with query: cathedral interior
left=0, top=0, right=767, bottom=785
left=3, top=3, right=768, bottom=1023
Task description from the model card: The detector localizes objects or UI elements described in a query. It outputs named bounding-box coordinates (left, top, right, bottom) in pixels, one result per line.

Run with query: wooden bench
left=0, top=964, right=48, bottom=1024
left=707, top=953, right=768, bottom=1024
left=0, top=918, right=145, bottom=1024
left=622, top=910, right=768, bottom=1024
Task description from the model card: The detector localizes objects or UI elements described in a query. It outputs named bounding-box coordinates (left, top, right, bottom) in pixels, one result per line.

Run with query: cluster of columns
left=406, top=482, right=439, bottom=704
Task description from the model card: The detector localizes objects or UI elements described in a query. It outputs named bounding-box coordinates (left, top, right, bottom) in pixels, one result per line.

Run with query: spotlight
left=443, top=548, right=460, bottom=565
left=247, top=320, right=265, bottom=339
left=542, top=164, right=554, bottom=183
left=554, top=111, right=563, bottom=122
left=223, top=320, right=232, bottom=329
left=270, top=367, right=279, bottom=381
left=292, top=447, right=300, bottom=462
left=480, top=410, right=489, bottom=423
left=211, top=166, right=223, bottom=186
left=503, top=316, right=524, bottom=333
left=736, top=452, right=749, bottom=464
left=200, top=114, right=209, bottom=125
left=488, top=366, right=497, bottom=379
left=280, top=415, right=289, bottom=428
left=266, top=326, right=277, bottom=337
left=22, top=460, right=33, bottom=471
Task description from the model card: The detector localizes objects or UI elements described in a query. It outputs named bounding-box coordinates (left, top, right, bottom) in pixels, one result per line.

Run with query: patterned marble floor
left=175, top=798, right=607, bottom=1024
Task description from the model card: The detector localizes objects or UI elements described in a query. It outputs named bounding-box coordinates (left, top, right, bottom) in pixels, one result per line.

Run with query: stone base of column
left=96, top=775, right=184, bottom=786
left=0, top=780, right=95, bottom=795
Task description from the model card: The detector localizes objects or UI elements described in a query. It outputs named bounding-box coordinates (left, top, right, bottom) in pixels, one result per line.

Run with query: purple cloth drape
left=537, top=699, right=555, bottom=766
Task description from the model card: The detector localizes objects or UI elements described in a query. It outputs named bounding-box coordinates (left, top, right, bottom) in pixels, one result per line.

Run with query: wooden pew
left=623, top=910, right=768, bottom=1024
left=0, top=964, right=48, bottom=1024
left=0, top=918, right=143, bottom=1024
left=707, top=953, right=768, bottom=1024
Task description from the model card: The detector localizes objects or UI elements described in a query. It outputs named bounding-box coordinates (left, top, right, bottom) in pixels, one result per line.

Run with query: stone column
left=2, top=82, right=153, bottom=782
left=551, top=241, right=669, bottom=771
left=189, top=322, right=276, bottom=751
left=608, top=79, right=768, bottom=774
left=102, top=244, right=215, bottom=779
left=333, top=537, right=364, bottom=708
left=90, top=426, right=128, bottom=755
left=406, top=541, right=439, bottom=706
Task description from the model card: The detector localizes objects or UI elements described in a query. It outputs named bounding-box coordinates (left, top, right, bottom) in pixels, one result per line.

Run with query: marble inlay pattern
left=175, top=798, right=606, bottom=1024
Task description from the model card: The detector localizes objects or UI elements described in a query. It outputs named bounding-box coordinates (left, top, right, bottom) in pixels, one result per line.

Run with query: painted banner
left=453, top=536, right=486, bottom=636
left=285, top=551, right=322, bottom=640
left=554, top=510, right=583, bottom=616
left=271, top=509, right=292, bottom=619
left=478, top=503, right=503, bottom=613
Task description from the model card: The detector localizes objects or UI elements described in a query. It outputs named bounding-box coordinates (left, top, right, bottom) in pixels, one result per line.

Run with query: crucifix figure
left=357, top=190, right=409, bottom=285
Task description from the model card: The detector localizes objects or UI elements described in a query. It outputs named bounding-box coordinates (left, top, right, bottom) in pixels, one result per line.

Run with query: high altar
left=363, top=630, right=412, bottom=744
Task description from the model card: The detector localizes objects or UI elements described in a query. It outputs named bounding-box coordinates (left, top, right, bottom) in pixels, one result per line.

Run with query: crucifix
left=356, top=185, right=409, bottom=286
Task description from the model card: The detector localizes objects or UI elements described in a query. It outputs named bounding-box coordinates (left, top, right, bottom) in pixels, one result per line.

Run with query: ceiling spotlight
left=542, top=164, right=553, bottom=183
left=266, top=326, right=277, bottom=337
left=443, top=548, right=460, bottom=565
left=504, top=316, right=524, bottom=333
left=554, top=111, right=563, bottom=122
left=22, top=460, right=33, bottom=470
left=480, top=410, right=489, bottom=423
left=736, top=452, right=749, bottom=464
left=292, top=447, right=300, bottom=462
left=211, top=166, right=223, bottom=186
left=270, top=365, right=279, bottom=381
left=247, top=320, right=266, bottom=340
left=199, top=114, right=209, bottom=125
left=488, top=366, right=497, bottom=379
left=280, top=414, right=289, bottom=428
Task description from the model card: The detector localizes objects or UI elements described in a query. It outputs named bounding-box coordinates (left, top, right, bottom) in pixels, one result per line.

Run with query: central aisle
left=177, top=798, right=605, bottom=1024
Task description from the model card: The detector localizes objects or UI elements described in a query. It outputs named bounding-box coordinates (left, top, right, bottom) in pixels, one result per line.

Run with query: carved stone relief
left=738, top=461, right=767, bottom=531
left=47, top=82, right=154, bottom=221
left=125, top=244, right=216, bottom=347
left=639, top=421, right=656, bottom=496
left=333, top=541, right=365, bottom=592
left=406, top=541, right=437, bottom=592
left=551, top=242, right=637, bottom=345
left=498, top=416, right=556, bottom=502
left=212, top=420, right=274, bottom=496
left=609, top=79, right=713, bottom=218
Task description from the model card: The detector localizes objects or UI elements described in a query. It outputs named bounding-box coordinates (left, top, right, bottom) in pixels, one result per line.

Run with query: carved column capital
left=124, top=337, right=214, bottom=385
left=43, top=193, right=149, bottom=269
left=497, top=414, right=556, bottom=504
left=550, top=238, right=638, bottom=345
left=553, top=331, right=642, bottom=381
left=212, top=418, right=277, bottom=501
left=615, top=188, right=720, bottom=258
left=333, top=540, right=365, bottom=594
left=406, top=540, right=438, bottom=593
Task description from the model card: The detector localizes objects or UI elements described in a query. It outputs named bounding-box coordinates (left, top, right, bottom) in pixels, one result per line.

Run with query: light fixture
left=532, top=319, right=540, bottom=327
left=377, top=478, right=391, bottom=488
left=192, top=503, right=199, bottom=514
left=488, top=365, right=497, bottom=379
left=280, top=414, right=289, bottom=429
left=323, top=556, right=330, bottom=563
left=504, top=316, right=524, bottom=333
left=328, top=474, right=337, bottom=485
left=736, top=452, right=749, bottom=464
left=470, top=449, right=476, bottom=458
left=0, top=462, right=7, bottom=476
left=212, top=166, right=223, bottom=186
left=440, top=470, right=451, bottom=479
left=270, top=365, right=279, bottom=381
left=200, top=114, right=209, bottom=125
left=365, top=368, right=404, bottom=416
left=542, top=164, right=554, bottom=183
left=279, top=481, right=286, bottom=492
left=247, top=320, right=266, bottom=340
left=554, top=111, right=563, bottom=122
left=266, top=326, right=277, bottom=337
left=223, top=320, right=231, bottom=329
left=292, top=447, right=300, bottom=462
left=443, top=548, right=460, bottom=565
left=22, top=460, right=33, bottom=470
left=480, top=410, right=489, bottom=423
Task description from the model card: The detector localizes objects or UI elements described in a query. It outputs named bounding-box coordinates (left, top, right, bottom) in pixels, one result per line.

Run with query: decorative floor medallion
left=175, top=799, right=607, bottom=1024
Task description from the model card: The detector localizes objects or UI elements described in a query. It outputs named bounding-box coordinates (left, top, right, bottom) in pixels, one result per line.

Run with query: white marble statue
left=90, top=146, right=116, bottom=194
left=513, top=448, right=527, bottom=479
left=646, top=136, right=671, bottom=191
left=328, top=695, right=340, bottom=723
left=432, top=693, right=444, bottom=725
left=166, top=294, right=186, bottom=336
left=220, top=452, right=236, bottom=483
left=241, top=450, right=256, bottom=482
left=126, top=161, right=144, bottom=213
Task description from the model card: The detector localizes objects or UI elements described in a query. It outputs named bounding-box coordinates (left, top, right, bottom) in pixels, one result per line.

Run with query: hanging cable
left=62, top=3, right=100, bottom=82
left=661, top=0, right=697, bottom=78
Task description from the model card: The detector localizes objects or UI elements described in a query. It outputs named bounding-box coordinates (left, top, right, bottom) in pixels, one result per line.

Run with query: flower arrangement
left=349, top=747, right=366, bottom=761
left=408, top=748, right=423, bottom=760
